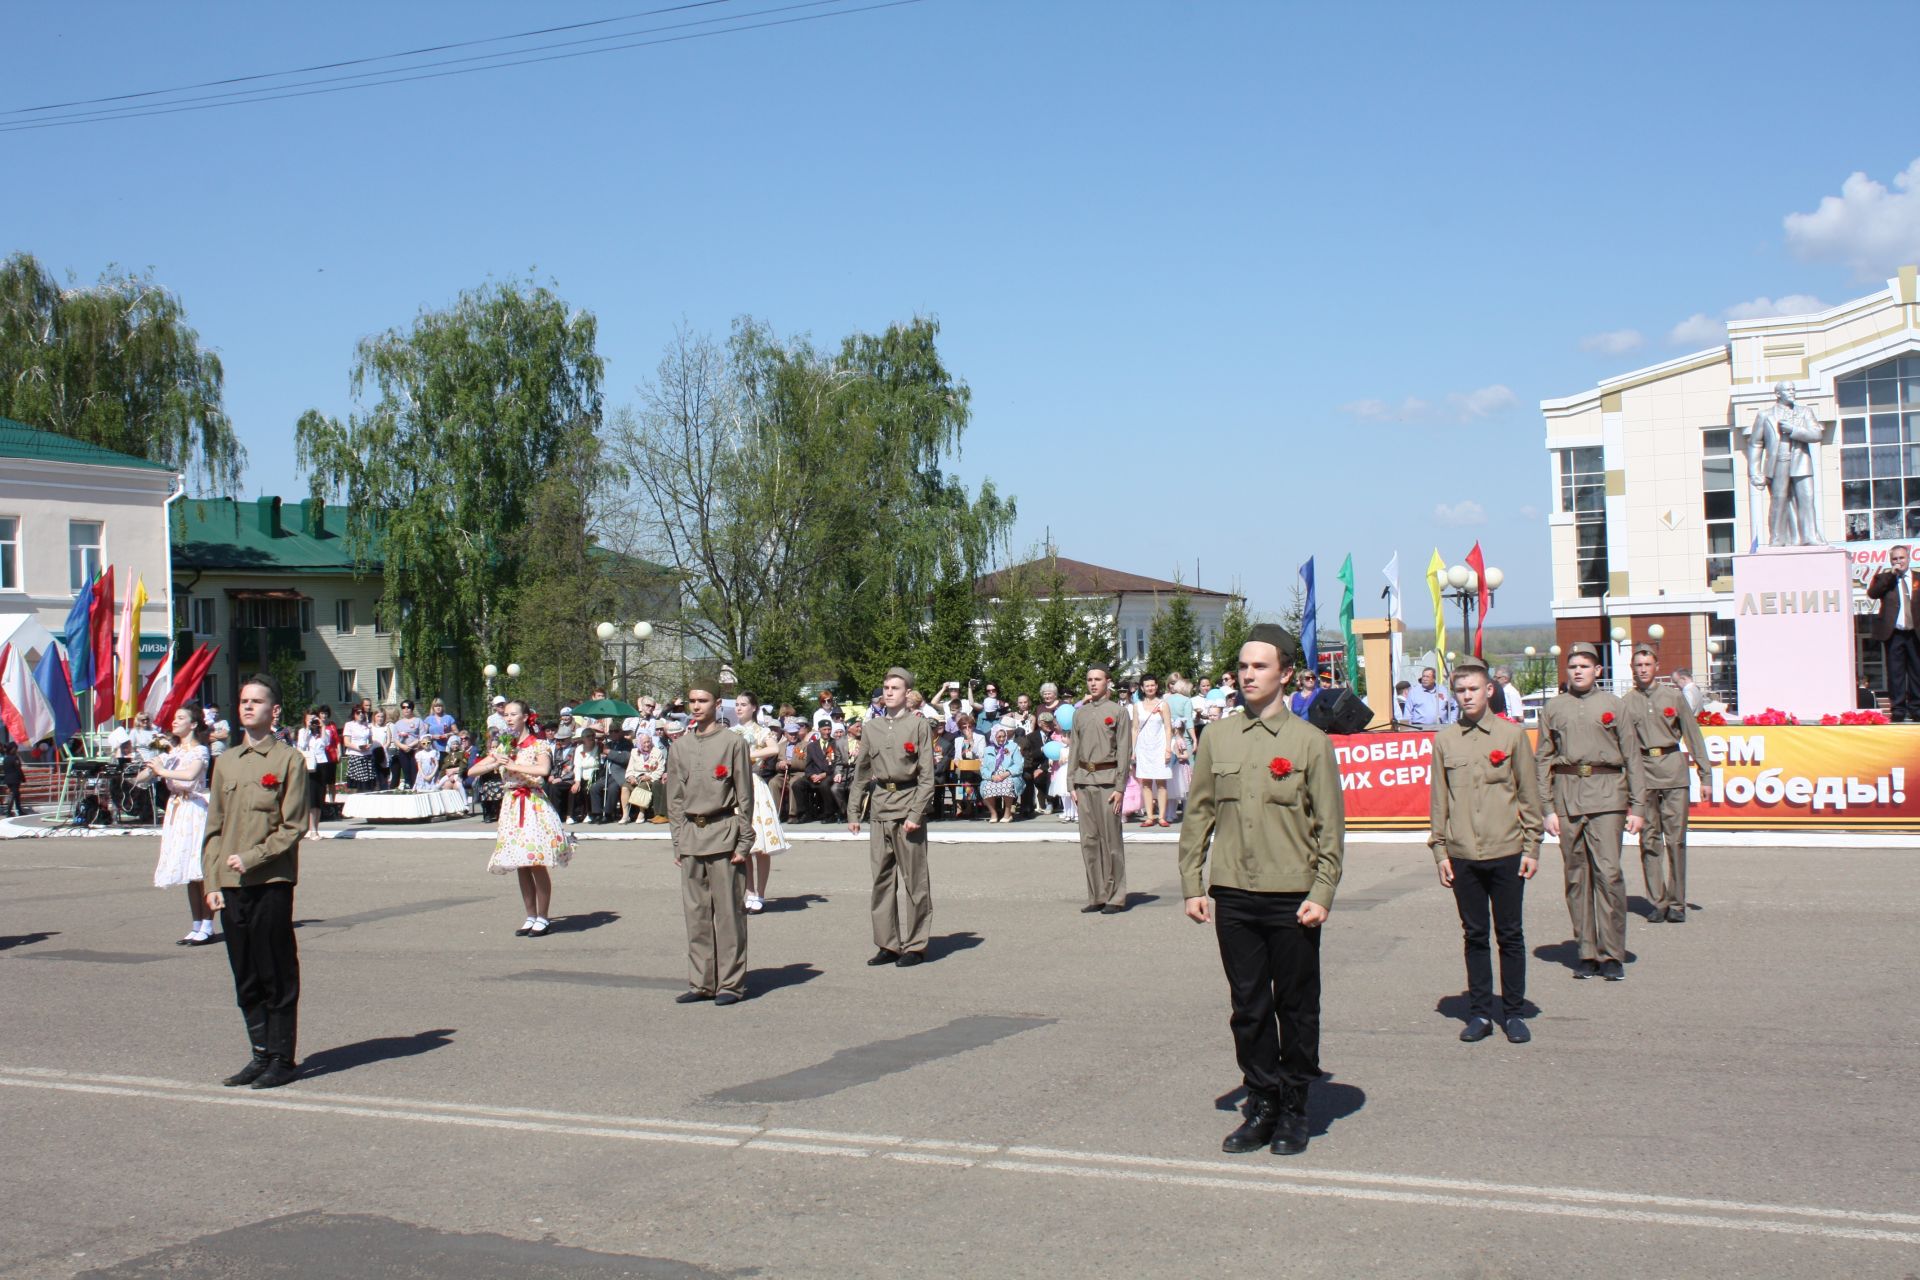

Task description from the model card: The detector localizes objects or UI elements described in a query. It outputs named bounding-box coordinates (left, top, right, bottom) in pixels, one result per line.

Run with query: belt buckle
left=1576, top=764, right=1593, bottom=778
left=691, top=814, right=707, bottom=828
left=883, top=782, right=899, bottom=792
left=1648, top=747, right=1665, bottom=758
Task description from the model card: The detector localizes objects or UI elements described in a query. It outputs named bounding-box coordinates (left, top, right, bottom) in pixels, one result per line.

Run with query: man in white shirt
left=204, top=704, right=232, bottom=756
left=1672, top=669, right=1704, bottom=714
left=485, top=696, right=509, bottom=736
left=1492, top=667, right=1527, bottom=719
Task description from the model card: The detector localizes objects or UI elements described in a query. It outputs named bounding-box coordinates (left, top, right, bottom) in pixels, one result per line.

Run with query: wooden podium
left=1352, top=617, right=1404, bottom=730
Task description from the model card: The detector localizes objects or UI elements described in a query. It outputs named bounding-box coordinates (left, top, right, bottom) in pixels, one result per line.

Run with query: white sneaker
left=744, top=892, right=764, bottom=912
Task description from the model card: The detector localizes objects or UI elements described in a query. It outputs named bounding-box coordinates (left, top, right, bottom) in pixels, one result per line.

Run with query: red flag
left=1465, top=542, right=1489, bottom=658
left=90, top=565, right=115, bottom=725
left=157, top=643, right=219, bottom=731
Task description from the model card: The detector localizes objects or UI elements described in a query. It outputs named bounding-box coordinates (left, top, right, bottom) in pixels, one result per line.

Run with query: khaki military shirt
left=850, top=710, right=935, bottom=823
left=1069, top=695, right=1133, bottom=788
left=1177, top=702, right=1344, bottom=909
left=665, top=725, right=754, bottom=858
left=1428, top=714, right=1543, bottom=863
left=1621, top=683, right=1711, bottom=793
left=1534, top=688, right=1646, bottom=817
left=200, top=733, right=308, bottom=889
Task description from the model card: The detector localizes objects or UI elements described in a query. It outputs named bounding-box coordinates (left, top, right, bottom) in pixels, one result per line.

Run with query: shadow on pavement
left=1533, top=941, right=1639, bottom=971
left=299, top=1028, right=457, bottom=1080
left=924, top=932, right=984, bottom=962
left=1435, top=993, right=1541, bottom=1023
left=1308, top=1078, right=1365, bottom=1137
left=1121, top=893, right=1161, bottom=909
left=745, top=963, right=823, bottom=998
left=0, top=931, right=59, bottom=951
left=759, top=894, right=828, bottom=914
left=548, top=910, right=621, bottom=934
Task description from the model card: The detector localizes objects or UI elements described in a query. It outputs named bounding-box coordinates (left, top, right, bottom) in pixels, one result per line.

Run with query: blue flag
left=32, top=644, right=80, bottom=746
left=1299, top=557, right=1318, bottom=675
left=65, top=575, right=95, bottom=691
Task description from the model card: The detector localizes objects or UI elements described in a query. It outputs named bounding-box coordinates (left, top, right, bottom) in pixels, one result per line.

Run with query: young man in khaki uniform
left=665, top=687, right=756, bottom=1004
left=1179, top=625, right=1344, bottom=1157
left=1622, top=645, right=1711, bottom=923
left=1535, top=642, right=1646, bottom=981
left=201, top=672, right=310, bottom=1090
left=848, top=667, right=936, bottom=967
left=1429, top=658, right=1543, bottom=1044
left=1069, top=665, right=1133, bottom=914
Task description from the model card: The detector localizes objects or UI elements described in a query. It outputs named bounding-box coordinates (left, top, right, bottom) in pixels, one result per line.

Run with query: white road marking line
left=1000, top=1145, right=1920, bottom=1226
left=1, top=1067, right=1912, bottom=1245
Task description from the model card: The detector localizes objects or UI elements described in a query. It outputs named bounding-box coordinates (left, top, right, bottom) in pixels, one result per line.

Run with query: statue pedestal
left=1731, top=546, right=1856, bottom=720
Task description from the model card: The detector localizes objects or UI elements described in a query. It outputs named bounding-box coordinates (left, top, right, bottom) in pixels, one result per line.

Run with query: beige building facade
left=1541, top=266, right=1920, bottom=698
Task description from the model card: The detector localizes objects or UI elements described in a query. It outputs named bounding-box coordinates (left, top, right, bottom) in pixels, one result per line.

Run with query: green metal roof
left=0, top=417, right=177, bottom=473
left=173, top=496, right=378, bottom=575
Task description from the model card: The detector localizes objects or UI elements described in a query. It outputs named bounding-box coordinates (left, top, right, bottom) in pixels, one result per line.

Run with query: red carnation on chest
left=1489, top=750, right=1508, bottom=765
left=259, top=773, right=279, bottom=788
left=904, top=741, right=917, bottom=755
left=1269, top=757, right=1292, bottom=779
left=1601, top=712, right=1615, bottom=725
left=713, top=764, right=728, bottom=780
left=1104, top=716, right=1115, bottom=726
left=1663, top=706, right=1677, bottom=719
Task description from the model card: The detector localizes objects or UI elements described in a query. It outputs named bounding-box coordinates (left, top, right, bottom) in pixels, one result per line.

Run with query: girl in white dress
left=469, top=700, right=571, bottom=937
left=732, top=692, right=791, bottom=913
left=134, top=702, right=215, bottom=946
left=1131, top=676, right=1175, bottom=827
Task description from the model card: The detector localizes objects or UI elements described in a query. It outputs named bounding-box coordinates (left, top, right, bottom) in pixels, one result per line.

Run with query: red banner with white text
left=1330, top=725, right=1920, bottom=830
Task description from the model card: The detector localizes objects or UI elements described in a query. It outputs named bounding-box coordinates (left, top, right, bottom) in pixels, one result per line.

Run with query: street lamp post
left=594, top=621, right=655, bottom=699
left=1441, top=563, right=1504, bottom=659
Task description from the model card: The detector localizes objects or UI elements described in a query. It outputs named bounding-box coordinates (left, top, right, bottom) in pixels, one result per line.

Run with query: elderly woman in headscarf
left=979, top=723, right=1026, bottom=824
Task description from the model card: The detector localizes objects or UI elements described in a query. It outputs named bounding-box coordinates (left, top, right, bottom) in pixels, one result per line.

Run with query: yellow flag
left=1425, top=549, right=1448, bottom=675
left=115, top=575, right=148, bottom=720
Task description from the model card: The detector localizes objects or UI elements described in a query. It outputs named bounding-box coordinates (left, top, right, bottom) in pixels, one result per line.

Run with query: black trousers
left=1450, top=853, right=1527, bottom=1020
left=1212, top=886, right=1320, bottom=1100
left=220, top=883, right=299, bottom=1062
left=1886, top=629, right=1920, bottom=720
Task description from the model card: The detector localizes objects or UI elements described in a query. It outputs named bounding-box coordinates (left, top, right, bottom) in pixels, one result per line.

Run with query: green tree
left=610, top=317, right=1014, bottom=690
left=911, top=557, right=983, bottom=693
left=0, top=251, right=243, bottom=491
left=1211, top=599, right=1252, bottom=677
left=295, top=278, right=604, bottom=712
left=980, top=563, right=1041, bottom=699
left=1145, top=593, right=1202, bottom=681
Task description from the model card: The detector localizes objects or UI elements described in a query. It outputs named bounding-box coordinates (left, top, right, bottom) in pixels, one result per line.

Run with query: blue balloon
left=1054, top=704, right=1076, bottom=731
left=1042, top=741, right=1064, bottom=762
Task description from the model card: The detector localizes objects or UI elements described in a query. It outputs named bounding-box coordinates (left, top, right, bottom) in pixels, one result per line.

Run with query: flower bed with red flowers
left=1740, top=708, right=1798, bottom=726
left=1818, top=710, right=1892, bottom=726
left=1696, top=711, right=1727, bottom=726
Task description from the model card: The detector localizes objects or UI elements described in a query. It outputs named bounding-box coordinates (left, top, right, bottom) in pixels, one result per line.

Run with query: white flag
left=1382, top=553, right=1402, bottom=620
left=0, top=644, right=55, bottom=745
left=141, top=644, right=173, bottom=721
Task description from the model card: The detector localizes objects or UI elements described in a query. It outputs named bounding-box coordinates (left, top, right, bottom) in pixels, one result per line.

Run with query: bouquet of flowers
left=1818, top=710, right=1892, bottom=726
left=1696, top=710, right=1728, bottom=727
left=493, top=730, right=516, bottom=759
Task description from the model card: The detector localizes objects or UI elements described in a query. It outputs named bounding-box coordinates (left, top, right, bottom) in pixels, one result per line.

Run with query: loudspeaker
left=1307, top=688, right=1373, bottom=736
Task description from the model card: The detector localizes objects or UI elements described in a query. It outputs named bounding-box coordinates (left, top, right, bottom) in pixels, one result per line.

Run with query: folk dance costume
left=487, top=738, right=574, bottom=875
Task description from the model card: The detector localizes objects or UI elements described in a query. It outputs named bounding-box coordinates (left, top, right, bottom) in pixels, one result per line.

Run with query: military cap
left=1565, top=642, right=1601, bottom=661
left=1632, top=643, right=1657, bottom=658
left=884, top=666, right=916, bottom=688
left=1243, top=623, right=1303, bottom=665
left=1451, top=655, right=1490, bottom=673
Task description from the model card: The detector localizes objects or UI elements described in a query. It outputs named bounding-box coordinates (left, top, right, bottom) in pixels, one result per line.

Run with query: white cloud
left=1784, top=158, right=1920, bottom=281
left=1666, top=295, right=1829, bottom=348
left=1434, top=499, right=1487, bottom=527
left=1518, top=504, right=1542, bottom=521
left=1580, top=329, right=1644, bottom=356
left=1337, top=384, right=1515, bottom=424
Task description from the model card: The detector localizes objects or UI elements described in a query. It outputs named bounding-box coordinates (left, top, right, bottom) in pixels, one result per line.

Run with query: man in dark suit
left=1866, top=544, right=1920, bottom=721
left=796, top=728, right=840, bottom=823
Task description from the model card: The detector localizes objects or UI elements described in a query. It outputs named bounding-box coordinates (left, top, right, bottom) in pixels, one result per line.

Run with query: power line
left=0, top=0, right=741, bottom=117
left=8, top=0, right=852, bottom=129
left=0, top=0, right=928, bottom=134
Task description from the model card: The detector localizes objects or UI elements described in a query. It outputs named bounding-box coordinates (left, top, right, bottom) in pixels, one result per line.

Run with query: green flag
left=1337, top=554, right=1358, bottom=694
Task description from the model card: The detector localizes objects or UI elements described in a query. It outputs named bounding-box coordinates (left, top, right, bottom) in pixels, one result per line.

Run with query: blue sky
left=8, top=0, right=1920, bottom=623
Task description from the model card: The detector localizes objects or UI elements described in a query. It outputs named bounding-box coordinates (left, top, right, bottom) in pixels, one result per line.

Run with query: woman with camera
left=136, top=702, right=216, bottom=946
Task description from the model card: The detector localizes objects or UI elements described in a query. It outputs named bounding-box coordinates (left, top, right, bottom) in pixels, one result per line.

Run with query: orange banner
left=1331, top=725, right=1920, bottom=830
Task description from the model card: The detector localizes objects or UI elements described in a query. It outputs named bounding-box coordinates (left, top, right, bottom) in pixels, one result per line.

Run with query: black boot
left=1221, top=1094, right=1281, bottom=1154
left=223, top=1013, right=269, bottom=1087
left=250, top=1057, right=299, bottom=1090
left=1269, top=1085, right=1310, bottom=1156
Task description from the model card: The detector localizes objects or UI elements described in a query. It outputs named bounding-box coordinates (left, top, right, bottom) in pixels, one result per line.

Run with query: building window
left=299, top=599, right=314, bottom=634
left=1707, top=615, right=1736, bottom=699
left=1838, top=355, right=1920, bottom=542
left=191, top=598, right=216, bottom=637
left=376, top=666, right=395, bottom=704
left=0, top=516, right=18, bottom=592
left=338, top=668, right=358, bottom=703
left=1703, top=429, right=1736, bottom=587
left=1120, top=629, right=1130, bottom=661
left=299, top=670, right=318, bottom=705
left=335, top=599, right=354, bottom=635
left=373, top=604, right=390, bottom=636
left=69, top=520, right=103, bottom=592
left=200, top=674, right=219, bottom=711
left=1136, top=627, right=1147, bottom=659
left=1558, top=447, right=1607, bottom=598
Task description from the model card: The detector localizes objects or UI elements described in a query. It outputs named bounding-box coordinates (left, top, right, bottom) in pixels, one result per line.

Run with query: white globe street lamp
left=505, top=663, right=521, bottom=678
left=1446, top=564, right=1469, bottom=590
left=633, top=621, right=653, bottom=641
left=1647, top=623, right=1665, bottom=641
left=482, top=663, right=498, bottom=679
left=1523, top=645, right=1536, bottom=657
left=595, top=621, right=615, bottom=642
left=1610, top=626, right=1627, bottom=643
left=1484, top=567, right=1505, bottom=591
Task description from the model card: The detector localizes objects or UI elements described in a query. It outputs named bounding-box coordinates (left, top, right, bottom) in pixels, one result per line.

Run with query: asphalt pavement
left=0, top=831, right=1915, bottom=1278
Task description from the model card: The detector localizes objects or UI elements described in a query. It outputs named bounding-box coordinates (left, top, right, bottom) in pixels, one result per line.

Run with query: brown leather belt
left=1082, top=761, right=1117, bottom=771
left=1642, top=747, right=1671, bottom=758
left=1552, top=764, right=1622, bottom=777
left=880, top=781, right=903, bottom=792
left=687, top=811, right=731, bottom=828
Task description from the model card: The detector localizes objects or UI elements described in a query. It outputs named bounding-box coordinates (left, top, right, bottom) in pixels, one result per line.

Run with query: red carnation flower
left=1489, top=750, right=1508, bottom=765
left=1269, top=757, right=1292, bottom=779
left=1663, top=706, right=1677, bottom=719
left=260, top=773, right=279, bottom=788
left=1601, top=712, right=1615, bottom=725
left=1104, top=716, right=1115, bottom=726
left=904, top=741, right=917, bottom=755
left=713, top=764, right=728, bottom=780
